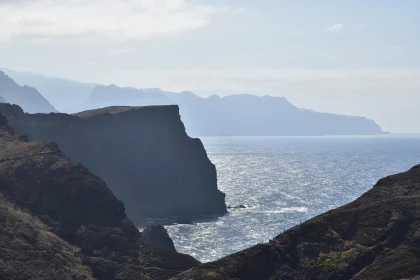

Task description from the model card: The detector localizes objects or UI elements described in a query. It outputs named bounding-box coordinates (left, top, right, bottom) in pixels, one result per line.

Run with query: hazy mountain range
left=0, top=71, right=57, bottom=113
left=1, top=68, right=385, bottom=136
left=85, top=85, right=385, bottom=136
left=1, top=68, right=94, bottom=113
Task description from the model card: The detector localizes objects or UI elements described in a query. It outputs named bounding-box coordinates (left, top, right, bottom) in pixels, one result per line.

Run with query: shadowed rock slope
left=0, top=103, right=227, bottom=224
left=176, top=165, right=420, bottom=280
left=141, top=224, right=177, bottom=252
left=0, top=71, right=57, bottom=114
left=0, top=114, right=199, bottom=280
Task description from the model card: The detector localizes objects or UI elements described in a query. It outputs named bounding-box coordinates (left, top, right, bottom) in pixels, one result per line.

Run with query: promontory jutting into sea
left=1, top=1, right=419, bottom=279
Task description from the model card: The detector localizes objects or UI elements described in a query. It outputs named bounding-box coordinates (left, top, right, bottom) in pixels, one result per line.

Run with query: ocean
left=166, top=135, right=420, bottom=263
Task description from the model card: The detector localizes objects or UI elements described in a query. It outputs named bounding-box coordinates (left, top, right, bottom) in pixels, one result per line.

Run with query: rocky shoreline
left=0, top=102, right=419, bottom=279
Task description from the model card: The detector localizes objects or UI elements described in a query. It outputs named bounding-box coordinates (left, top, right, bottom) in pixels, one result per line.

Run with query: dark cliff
left=141, top=224, right=177, bottom=252
left=0, top=115, right=199, bottom=280
left=0, top=71, right=57, bottom=114
left=0, top=103, right=227, bottom=224
left=176, top=165, right=420, bottom=280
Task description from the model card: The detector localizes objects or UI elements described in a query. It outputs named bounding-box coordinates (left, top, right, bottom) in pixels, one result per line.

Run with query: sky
left=0, top=0, right=419, bottom=133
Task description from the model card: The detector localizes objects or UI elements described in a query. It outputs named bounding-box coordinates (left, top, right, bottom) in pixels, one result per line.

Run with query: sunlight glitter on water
left=166, top=136, right=420, bottom=262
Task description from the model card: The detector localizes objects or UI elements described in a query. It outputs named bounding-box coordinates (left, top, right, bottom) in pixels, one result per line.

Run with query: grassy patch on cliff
left=316, top=242, right=374, bottom=279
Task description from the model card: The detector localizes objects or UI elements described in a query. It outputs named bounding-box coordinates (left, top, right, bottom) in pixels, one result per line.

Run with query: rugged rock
left=0, top=116, right=199, bottom=279
left=227, top=205, right=247, bottom=209
left=0, top=103, right=227, bottom=224
left=176, top=165, right=420, bottom=280
left=0, top=71, right=57, bottom=113
left=141, top=224, right=177, bottom=252
left=0, top=193, right=94, bottom=280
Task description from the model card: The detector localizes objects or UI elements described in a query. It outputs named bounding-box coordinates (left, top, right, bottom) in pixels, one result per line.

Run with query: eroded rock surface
left=0, top=116, right=199, bottom=279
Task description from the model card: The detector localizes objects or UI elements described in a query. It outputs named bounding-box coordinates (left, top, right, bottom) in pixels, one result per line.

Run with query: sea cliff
left=0, top=114, right=199, bottom=279
left=0, top=104, right=227, bottom=224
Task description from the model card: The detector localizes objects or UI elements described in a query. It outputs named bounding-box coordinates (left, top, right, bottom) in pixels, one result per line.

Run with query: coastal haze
left=0, top=1, right=420, bottom=280
left=1, top=1, right=419, bottom=133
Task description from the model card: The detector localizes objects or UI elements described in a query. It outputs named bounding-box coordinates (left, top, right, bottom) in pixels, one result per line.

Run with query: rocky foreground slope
left=0, top=114, right=199, bottom=279
left=0, top=103, right=227, bottom=224
left=176, top=165, right=420, bottom=280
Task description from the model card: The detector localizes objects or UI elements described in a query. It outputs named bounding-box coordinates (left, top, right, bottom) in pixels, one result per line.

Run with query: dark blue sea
left=166, top=135, right=420, bottom=262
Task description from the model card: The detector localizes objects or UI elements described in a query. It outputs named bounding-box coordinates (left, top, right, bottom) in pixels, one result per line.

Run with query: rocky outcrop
left=141, top=224, right=177, bottom=252
left=0, top=115, right=199, bottom=279
left=0, top=71, right=57, bottom=114
left=176, top=165, right=420, bottom=280
left=0, top=103, right=227, bottom=225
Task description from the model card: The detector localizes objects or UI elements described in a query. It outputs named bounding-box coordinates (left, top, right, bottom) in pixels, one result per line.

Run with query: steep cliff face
left=0, top=115, right=199, bottom=279
left=176, top=165, right=420, bottom=280
left=0, top=104, right=227, bottom=225
left=0, top=71, right=57, bottom=114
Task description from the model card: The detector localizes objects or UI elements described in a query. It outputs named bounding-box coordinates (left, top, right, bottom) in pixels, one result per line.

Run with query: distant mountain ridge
left=85, top=84, right=173, bottom=109
left=83, top=84, right=385, bottom=136
left=0, top=69, right=385, bottom=136
left=1, top=68, right=94, bottom=113
left=0, top=71, right=57, bottom=113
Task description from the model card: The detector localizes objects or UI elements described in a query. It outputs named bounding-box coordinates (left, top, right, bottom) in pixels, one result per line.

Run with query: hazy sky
left=0, top=0, right=419, bottom=132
